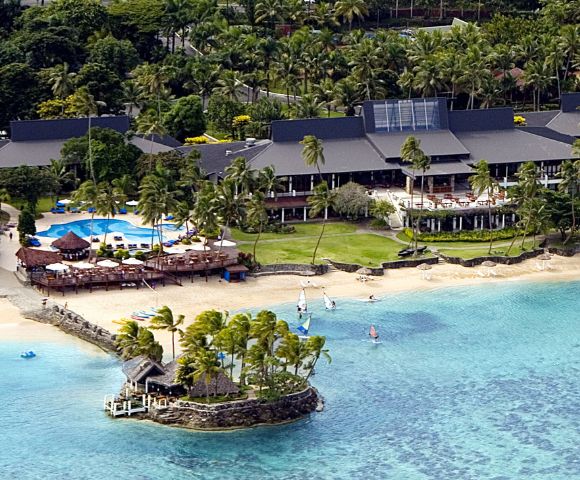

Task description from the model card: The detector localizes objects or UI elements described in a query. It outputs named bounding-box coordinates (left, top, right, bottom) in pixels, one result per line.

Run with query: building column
left=303, top=207, right=307, bottom=222
left=281, top=208, right=285, bottom=223
left=450, top=175, right=455, bottom=192
left=437, top=219, right=441, bottom=232
left=502, top=214, right=505, bottom=229
left=310, top=175, right=314, bottom=191
left=337, top=174, right=341, bottom=188
left=504, top=166, right=509, bottom=189
left=480, top=215, right=484, bottom=230
left=427, top=176, right=434, bottom=194
left=289, top=176, right=293, bottom=193
left=405, top=176, right=413, bottom=194
left=452, top=217, right=457, bottom=231
left=324, top=207, right=328, bottom=220
left=474, top=216, right=477, bottom=229
left=331, top=174, right=335, bottom=189
left=459, top=216, right=463, bottom=230
left=512, top=213, right=516, bottom=224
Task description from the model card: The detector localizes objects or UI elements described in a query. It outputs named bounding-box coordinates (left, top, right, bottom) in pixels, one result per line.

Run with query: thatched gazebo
left=16, top=247, right=62, bottom=272
left=51, top=231, right=90, bottom=260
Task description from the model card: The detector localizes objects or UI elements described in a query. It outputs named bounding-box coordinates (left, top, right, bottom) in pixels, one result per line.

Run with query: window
left=373, top=99, right=441, bottom=132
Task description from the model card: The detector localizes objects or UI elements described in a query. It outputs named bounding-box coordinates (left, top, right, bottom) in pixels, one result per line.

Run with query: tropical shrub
left=114, top=248, right=130, bottom=259
left=514, top=115, right=526, bottom=126
left=184, top=136, right=208, bottom=145
left=402, top=227, right=520, bottom=242
left=134, top=250, right=145, bottom=260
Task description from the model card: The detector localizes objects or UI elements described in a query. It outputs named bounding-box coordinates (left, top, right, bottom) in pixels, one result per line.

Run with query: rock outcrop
left=148, top=386, right=322, bottom=430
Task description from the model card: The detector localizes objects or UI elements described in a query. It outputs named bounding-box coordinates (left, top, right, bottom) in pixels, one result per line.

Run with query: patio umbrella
left=538, top=252, right=551, bottom=271
left=58, top=199, right=72, bottom=205
left=213, top=239, right=237, bottom=248
left=356, top=267, right=372, bottom=275
left=191, top=243, right=211, bottom=252
left=96, top=259, right=120, bottom=268
left=122, top=257, right=143, bottom=265
left=74, top=262, right=94, bottom=270
left=416, top=263, right=432, bottom=280
left=126, top=200, right=139, bottom=206
left=165, top=246, right=187, bottom=254
left=46, top=263, right=69, bottom=272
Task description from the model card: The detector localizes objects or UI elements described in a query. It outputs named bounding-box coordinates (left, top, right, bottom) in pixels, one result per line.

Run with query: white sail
left=298, top=289, right=307, bottom=312
left=323, top=292, right=334, bottom=310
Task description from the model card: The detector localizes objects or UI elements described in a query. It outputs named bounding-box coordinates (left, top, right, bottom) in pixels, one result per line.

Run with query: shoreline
left=1, top=255, right=579, bottom=351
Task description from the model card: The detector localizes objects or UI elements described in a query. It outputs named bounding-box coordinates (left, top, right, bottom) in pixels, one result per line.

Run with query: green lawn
left=9, top=196, right=55, bottom=213
left=240, top=232, right=414, bottom=266
left=230, top=222, right=357, bottom=242
left=439, top=241, right=537, bottom=259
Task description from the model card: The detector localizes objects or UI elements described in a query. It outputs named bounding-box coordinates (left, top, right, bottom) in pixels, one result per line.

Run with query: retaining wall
left=438, top=249, right=544, bottom=267
left=253, top=264, right=328, bottom=276
left=148, top=386, right=321, bottom=430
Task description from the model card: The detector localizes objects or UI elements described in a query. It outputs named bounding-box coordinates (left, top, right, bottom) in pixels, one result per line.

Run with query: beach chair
left=87, top=207, right=96, bottom=213
left=116, top=243, right=125, bottom=249
left=128, top=243, right=138, bottom=249
left=119, top=208, right=127, bottom=214
left=140, top=243, right=150, bottom=249
left=113, top=236, right=123, bottom=241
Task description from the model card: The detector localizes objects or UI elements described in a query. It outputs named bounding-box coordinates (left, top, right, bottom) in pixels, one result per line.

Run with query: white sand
left=0, top=298, right=68, bottom=342
left=55, top=254, right=580, bottom=355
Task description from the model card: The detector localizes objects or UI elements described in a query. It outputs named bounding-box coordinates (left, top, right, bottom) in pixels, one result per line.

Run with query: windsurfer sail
left=323, top=291, right=336, bottom=310
left=369, top=324, right=380, bottom=342
left=297, top=315, right=311, bottom=336
left=297, top=288, right=308, bottom=316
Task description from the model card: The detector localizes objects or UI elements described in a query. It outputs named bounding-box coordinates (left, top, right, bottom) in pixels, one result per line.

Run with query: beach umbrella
left=213, top=239, right=237, bottom=248
left=58, top=199, right=72, bottom=205
left=74, top=262, right=94, bottom=270
left=96, top=259, right=120, bottom=268
left=126, top=200, right=139, bottom=206
left=122, top=257, right=143, bottom=265
left=165, top=246, right=187, bottom=254
left=538, top=252, right=551, bottom=271
left=356, top=267, right=372, bottom=275
left=191, top=243, right=211, bottom=252
left=416, top=263, right=432, bottom=280
left=46, top=263, right=69, bottom=272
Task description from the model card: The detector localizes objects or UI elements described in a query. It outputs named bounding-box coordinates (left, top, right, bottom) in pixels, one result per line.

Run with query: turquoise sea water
left=36, top=219, right=182, bottom=240
left=1, top=281, right=579, bottom=479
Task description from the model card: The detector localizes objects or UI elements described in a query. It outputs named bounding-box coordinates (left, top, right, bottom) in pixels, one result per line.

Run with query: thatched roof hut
left=16, top=247, right=62, bottom=269
left=51, top=231, right=90, bottom=252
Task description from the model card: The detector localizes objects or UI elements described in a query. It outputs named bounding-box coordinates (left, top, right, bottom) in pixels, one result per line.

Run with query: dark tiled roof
left=10, top=116, right=130, bottom=142
left=250, top=138, right=392, bottom=176
left=448, top=108, right=514, bottom=132
left=0, top=140, right=65, bottom=168
left=519, top=126, right=576, bottom=145
left=367, top=130, right=468, bottom=159
left=401, top=161, right=473, bottom=177
left=186, top=372, right=239, bottom=397
left=560, top=92, right=580, bottom=113
left=456, top=129, right=577, bottom=165
left=129, top=136, right=175, bottom=154
left=271, top=116, right=365, bottom=142
left=178, top=141, right=270, bottom=177
left=51, top=231, right=90, bottom=251
left=16, top=247, right=62, bottom=268
left=546, top=112, right=580, bottom=137
left=135, top=133, right=182, bottom=148
left=522, top=111, right=559, bottom=127
left=147, top=359, right=181, bottom=387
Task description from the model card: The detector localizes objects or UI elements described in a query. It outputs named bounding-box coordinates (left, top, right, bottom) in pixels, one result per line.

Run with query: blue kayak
left=20, top=351, right=36, bottom=359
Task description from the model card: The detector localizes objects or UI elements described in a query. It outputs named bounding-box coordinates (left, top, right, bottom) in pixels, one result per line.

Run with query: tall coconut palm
left=136, top=111, right=168, bottom=157
left=291, top=94, right=323, bottom=119
left=215, top=178, right=243, bottom=252
left=557, top=159, right=580, bottom=244
left=257, top=166, right=284, bottom=199
left=276, top=332, right=309, bottom=375
left=69, top=87, right=106, bottom=185
left=332, top=78, right=361, bottom=117
left=313, top=78, right=336, bottom=117
left=308, top=181, right=335, bottom=264
left=115, top=320, right=141, bottom=359
left=245, top=192, right=268, bottom=264
left=300, top=135, right=325, bottom=182
left=96, top=182, right=126, bottom=246
left=150, top=305, right=185, bottom=360
left=304, top=335, right=331, bottom=381
left=469, top=160, right=499, bottom=254
left=225, top=156, right=255, bottom=196
left=400, top=136, right=426, bottom=253
left=214, top=326, right=240, bottom=380
left=213, top=70, right=240, bottom=101
left=229, top=312, right=252, bottom=385
left=72, top=180, right=98, bottom=260
left=48, top=63, right=76, bottom=100
left=334, top=0, right=368, bottom=31
left=192, top=348, right=223, bottom=402
left=507, top=162, right=540, bottom=255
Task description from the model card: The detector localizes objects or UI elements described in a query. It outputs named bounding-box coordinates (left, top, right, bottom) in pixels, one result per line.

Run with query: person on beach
left=9, top=232, right=13, bottom=241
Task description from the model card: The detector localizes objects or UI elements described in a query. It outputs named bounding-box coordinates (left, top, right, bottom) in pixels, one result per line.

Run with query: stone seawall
left=148, top=386, right=321, bottom=430
left=26, top=305, right=119, bottom=354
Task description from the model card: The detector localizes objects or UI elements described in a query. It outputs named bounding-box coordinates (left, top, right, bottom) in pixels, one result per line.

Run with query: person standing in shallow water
left=9, top=232, right=12, bottom=241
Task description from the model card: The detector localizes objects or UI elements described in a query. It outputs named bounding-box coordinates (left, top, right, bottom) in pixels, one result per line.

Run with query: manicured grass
left=439, top=241, right=537, bottom=259
left=240, top=233, right=414, bottom=266
left=9, top=196, right=55, bottom=213
left=230, top=222, right=357, bottom=242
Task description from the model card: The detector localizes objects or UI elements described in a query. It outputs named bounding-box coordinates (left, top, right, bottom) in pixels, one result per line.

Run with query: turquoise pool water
left=37, top=219, right=182, bottom=240
left=1, top=281, right=579, bottom=479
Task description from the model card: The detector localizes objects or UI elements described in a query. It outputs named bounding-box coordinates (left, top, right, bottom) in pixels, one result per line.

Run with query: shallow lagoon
left=1, top=281, right=579, bottom=479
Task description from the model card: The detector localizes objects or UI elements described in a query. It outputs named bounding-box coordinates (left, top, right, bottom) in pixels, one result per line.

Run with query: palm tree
left=255, top=0, right=286, bottom=30
left=245, top=192, right=268, bottom=264
left=136, top=111, right=168, bottom=157
left=150, top=305, right=185, bottom=360
left=400, top=136, right=426, bottom=253
left=304, top=335, right=331, bottom=381
left=276, top=332, right=309, bottom=375
left=112, top=175, right=137, bottom=200
left=332, top=78, right=361, bottom=117
left=69, top=87, right=105, bottom=185
left=72, top=180, right=98, bottom=260
left=48, top=63, right=76, bottom=100
left=213, top=70, right=240, bottom=101
left=313, top=78, right=335, bottom=118
left=116, top=320, right=141, bottom=359
left=334, top=0, right=368, bottom=31
left=257, top=166, right=284, bottom=199
left=300, top=135, right=325, bottom=182
left=225, top=156, right=255, bottom=196
left=137, top=327, right=164, bottom=362
left=557, top=159, right=580, bottom=244
left=0, top=188, right=10, bottom=220
left=469, top=160, right=499, bottom=254
left=229, top=312, right=252, bottom=385
left=215, top=179, right=243, bottom=252
left=558, top=25, right=580, bottom=88
left=122, top=81, right=143, bottom=118
left=47, top=159, right=75, bottom=201
left=291, top=94, right=323, bottom=119
left=193, top=181, right=220, bottom=236
left=96, top=182, right=126, bottom=246
left=214, top=326, right=240, bottom=380
left=193, top=348, right=223, bottom=402
left=308, top=181, right=335, bottom=264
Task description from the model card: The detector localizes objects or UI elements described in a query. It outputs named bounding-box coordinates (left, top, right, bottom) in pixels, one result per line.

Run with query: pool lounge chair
left=140, top=243, right=150, bottom=249
left=116, top=243, right=125, bottom=249
left=87, top=207, right=96, bottom=213
left=128, top=243, right=138, bottom=249
left=113, top=236, right=123, bottom=241
left=119, top=208, right=127, bottom=214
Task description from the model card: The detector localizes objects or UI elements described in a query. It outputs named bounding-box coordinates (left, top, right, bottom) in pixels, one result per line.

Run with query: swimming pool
left=37, top=219, right=183, bottom=240
left=1, top=281, right=578, bottom=479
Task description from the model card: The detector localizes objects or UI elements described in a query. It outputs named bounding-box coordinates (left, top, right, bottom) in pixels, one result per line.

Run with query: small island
left=104, top=308, right=329, bottom=430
